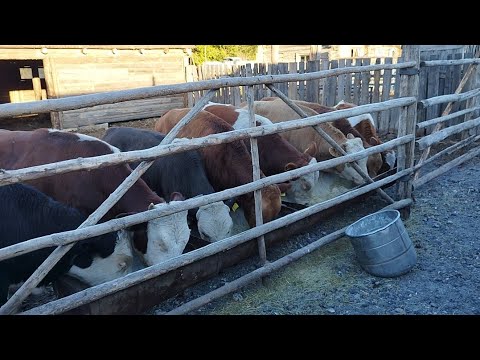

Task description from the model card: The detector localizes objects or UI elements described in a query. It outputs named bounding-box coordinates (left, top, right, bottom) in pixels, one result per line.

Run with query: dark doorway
left=0, top=59, right=51, bottom=130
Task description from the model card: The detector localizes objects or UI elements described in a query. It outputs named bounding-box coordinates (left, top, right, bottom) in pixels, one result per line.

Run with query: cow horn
left=148, top=203, right=155, bottom=210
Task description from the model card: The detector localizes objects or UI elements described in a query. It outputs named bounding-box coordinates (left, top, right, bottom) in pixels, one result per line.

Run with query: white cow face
left=329, top=135, right=368, bottom=185
left=142, top=201, right=191, bottom=267
left=196, top=201, right=233, bottom=242
left=67, top=229, right=134, bottom=286
left=286, top=157, right=319, bottom=196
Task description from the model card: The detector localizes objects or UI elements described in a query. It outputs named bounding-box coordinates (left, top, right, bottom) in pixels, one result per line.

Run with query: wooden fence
left=186, top=57, right=403, bottom=135
left=186, top=50, right=480, bottom=136
left=0, top=45, right=479, bottom=315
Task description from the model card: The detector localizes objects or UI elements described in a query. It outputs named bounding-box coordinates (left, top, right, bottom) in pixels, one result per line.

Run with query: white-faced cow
left=0, top=129, right=191, bottom=267
left=201, top=102, right=319, bottom=195
left=155, top=108, right=284, bottom=228
left=102, top=127, right=233, bottom=242
left=271, top=98, right=384, bottom=178
left=0, top=183, right=134, bottom=305
left=241, top=98, right=369, bottom=186
left=334, top=100, right=396, bottom=174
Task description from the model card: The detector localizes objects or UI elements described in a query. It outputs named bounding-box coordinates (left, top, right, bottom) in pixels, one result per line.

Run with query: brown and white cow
left=277, top=99, right=384, bottom=178
left=155, top=108, right=283, bottom=228
left=242, top=98, right=369, bottom=185
left=202, top=102, right=319, bottom=195
left=334, top=100, right=396, bottom=174
left=0, top=129, right=191, bottom=267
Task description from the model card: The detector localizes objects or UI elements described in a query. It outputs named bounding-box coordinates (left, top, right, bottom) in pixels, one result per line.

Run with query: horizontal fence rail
left=419, top=88, right=480, bottom=109
left=416, top=116, right=480, bottom=150
left=0, top=62, right=416, bottom=119
left=416, top=106, right=480, bottom=129
left=421, top=58, right=480, bottom=67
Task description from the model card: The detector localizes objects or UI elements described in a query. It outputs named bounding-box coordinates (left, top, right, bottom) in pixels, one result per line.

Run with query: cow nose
left=302, top=181, right=311, bottom=191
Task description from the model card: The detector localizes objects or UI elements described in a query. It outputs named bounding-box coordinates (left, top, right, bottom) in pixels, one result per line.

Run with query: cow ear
left=369, top=136, right=380, bottom=146
left=329, top=146, right=341, bottom=158
left=170, top=192, right=185, bottom=202
left=304, top=142, right=317, bottom=157
left=277, top=182, right=292, bottom=193
left=347, top=133, right=355, bottom=139
left=284, top=162, right=298, bottom=172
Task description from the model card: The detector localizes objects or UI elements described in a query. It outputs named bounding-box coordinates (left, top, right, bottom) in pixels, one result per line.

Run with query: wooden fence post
left=396, top=45, right=420, bottom=219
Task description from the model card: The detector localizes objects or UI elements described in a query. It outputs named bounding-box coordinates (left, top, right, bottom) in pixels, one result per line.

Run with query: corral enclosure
left=0, top=45, right=479, bottom=315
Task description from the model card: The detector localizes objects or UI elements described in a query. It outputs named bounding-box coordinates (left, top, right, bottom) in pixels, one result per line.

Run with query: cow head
left=139, top=192, right=191, bottom=266
left=124, top=192, right=190, bottom=267
left=328, top=134, right=368, bottom=185
left=241, top=184, right=282, bottom=228
left=67, top=228, right=134, bottom=286
left=285, top=157, right=318, bottom=193
left=196, top=201, right=233, bottom=242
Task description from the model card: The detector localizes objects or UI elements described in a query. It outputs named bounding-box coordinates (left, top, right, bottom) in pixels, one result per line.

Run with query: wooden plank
left=437, top=52, right=448, bottom=115
left=344, top=59, right=353, bottom=103
left=360, top=58, right=371, bottom=105
left=337, top=59, right=346, bottom=103
left=450, top=53, right=463, bottom=114
left=372, top=58, right=381, bottom=103
left=298, top=61, right=305, bottom=100
left=288, top=62, right=297, bottom=100
left=279, top=63, right=288, bottom=95
left=231, top=66, right=242, bottom=106
left=389, top=55, right=403, bottom=134
left=379, top=57, right=393, bottom=133
left=253, top=63, right=260, bottom=100
left=396, top=45, right=420, bottom=215
left=62, top=96, right=184, bottom=128
left=185, top=65, right=195, bottom=107
left=266, top=63, right=273, bottom=97
left=319, top=58, right=329, bottom=103
left=306, top=61, right=315, bottom=102
left=443, top=54, right=453, bottom=126
left=324, top=60, right=338, bottom=107
left=352, top=58, right=362, bottom=104
left=42, top=57, right=64, bottom=129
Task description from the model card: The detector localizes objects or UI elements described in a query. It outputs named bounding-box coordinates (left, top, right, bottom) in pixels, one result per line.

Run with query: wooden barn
left=0, top=45, right=194, bottom=129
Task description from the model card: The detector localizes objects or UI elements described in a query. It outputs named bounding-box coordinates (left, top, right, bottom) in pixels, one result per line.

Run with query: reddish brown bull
left=202, top=103, right=319, bottom=193
left=155, top=108, right=283, bottom=228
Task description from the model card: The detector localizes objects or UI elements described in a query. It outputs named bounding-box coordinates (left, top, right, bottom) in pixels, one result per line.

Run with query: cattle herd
left=0, top=97, right=396, bottom=307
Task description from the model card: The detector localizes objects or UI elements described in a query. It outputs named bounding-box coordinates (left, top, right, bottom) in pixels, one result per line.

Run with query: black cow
left=0, top=183, right=133, bottom=305
left=102, top=127, right=233, bottom=242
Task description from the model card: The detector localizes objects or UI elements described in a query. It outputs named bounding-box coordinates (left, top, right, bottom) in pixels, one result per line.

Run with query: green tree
left=192, top=45, right=258, bottom=65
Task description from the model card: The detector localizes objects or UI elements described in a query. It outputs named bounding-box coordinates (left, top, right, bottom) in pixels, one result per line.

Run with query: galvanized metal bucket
left=345, top=209, right=417, bottom=278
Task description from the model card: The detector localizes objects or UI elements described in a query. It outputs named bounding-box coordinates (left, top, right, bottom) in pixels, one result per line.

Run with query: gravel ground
left=149, top=141, right=480, bottom=315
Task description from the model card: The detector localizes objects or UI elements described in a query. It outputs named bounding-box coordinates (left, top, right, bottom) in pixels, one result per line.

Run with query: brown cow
left=241, top=98, right=369, bottom=185
left=334, top=100, right=396, bottom=174
left=0, top=128, right=191, bottom=267
left=155, top=108, right=283, bottom=228
left=202, top=102, right=319, bottom=195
